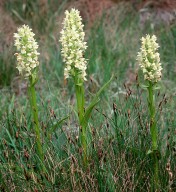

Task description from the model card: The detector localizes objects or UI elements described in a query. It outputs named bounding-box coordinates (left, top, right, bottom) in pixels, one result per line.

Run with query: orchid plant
left=60, top=9, right=112, bottom=166
left=14, top=25, right=44, bottom=170
left=137, top=34, right=162, bottom=191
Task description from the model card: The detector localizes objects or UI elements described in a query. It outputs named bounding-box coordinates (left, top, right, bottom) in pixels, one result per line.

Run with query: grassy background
left=0, top=0, right=176, bottom=191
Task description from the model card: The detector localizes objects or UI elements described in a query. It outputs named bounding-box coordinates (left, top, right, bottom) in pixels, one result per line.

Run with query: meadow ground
left=0, top=0, right=176, bottom=191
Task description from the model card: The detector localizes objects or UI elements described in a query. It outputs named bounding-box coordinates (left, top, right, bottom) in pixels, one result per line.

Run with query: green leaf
left=5, top=129, right=19, bottom=155
left=47, top=115, right=69, bottom=138
left=147, top=149, right=153, bottom=155
left=146, top=149, right=161, bottom=159
left=153, top=85, right=160, bottom=90
left=76, top=83, right=83, bottom=86
left=82, top=76, right=114, bottom=127
left=139, top=83, right=149, bottom=90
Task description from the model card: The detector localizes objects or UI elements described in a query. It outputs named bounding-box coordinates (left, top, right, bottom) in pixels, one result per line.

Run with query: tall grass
left=0, top=1, right=176, bottom=191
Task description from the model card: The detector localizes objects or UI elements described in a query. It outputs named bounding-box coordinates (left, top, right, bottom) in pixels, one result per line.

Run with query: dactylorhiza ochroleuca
left=14, top=25, right=40, bottom=78
left=137, top=34, right=162, bottom=83
left=59, top=8, right=87, bottom=81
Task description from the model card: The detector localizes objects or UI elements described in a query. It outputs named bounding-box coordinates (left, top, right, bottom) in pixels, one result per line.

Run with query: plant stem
left=74, top=77, right=88, bottom=166
left=147, top=81, right=159, bottom=191
left=29, top=78, right=44, bottom=166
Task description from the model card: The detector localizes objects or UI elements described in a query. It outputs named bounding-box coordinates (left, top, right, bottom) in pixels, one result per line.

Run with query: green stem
left=147, top=81, right=159, bottom=191
left=74, top=77, right=88, bottom=166
left=29, top=78, right=44, bottom=166
left=148, top=82, right=158, bottom=150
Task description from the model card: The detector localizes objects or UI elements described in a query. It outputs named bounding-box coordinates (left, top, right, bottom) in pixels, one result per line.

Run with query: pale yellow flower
left=137, top=34, right=162, bottom=82
left=60, top=8, right=87, bottom=81
left=14, top=25, right=40, bottom=78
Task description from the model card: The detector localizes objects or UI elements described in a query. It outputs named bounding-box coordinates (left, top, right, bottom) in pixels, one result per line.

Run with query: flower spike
left=60, top=8, right=87, bottom=81
left=14, top=25, right=40, bottom=78
left=137, top=34, right=162, bottom=83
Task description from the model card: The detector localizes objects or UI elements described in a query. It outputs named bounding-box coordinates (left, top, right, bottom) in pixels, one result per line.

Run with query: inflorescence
left=60, top=8, right=87, bottom=81
left=14, top=25, right=40, bottom=78
left=137, top=34, right=162, bottom=83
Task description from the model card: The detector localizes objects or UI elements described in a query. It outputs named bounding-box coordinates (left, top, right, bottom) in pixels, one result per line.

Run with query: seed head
left=60, top=8, right=87, bottom=81
left=14, top=25, right=40, bottom=78
left=137, top=34, right=162, bottom=82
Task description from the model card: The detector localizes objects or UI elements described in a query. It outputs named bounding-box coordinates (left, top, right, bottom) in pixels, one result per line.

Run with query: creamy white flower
left=137, top=34, right=162, bottom=82
left=14, top=25, right=40, bottom=78
left=60, top=8, right=87, bottom=81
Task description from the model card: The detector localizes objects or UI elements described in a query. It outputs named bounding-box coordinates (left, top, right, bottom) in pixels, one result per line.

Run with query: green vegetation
left=0, top=1, right=175, bottom=191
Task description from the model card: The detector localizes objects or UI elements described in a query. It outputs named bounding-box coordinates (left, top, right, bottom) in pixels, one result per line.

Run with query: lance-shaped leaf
left=47, top=115, right=69, bottom=139
left=81, top=76, right=114, bottom=128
